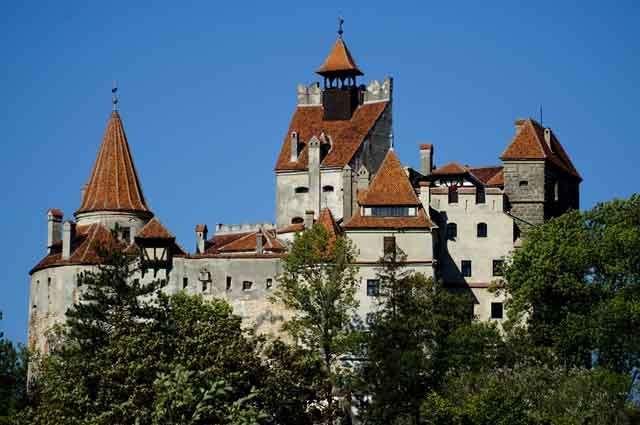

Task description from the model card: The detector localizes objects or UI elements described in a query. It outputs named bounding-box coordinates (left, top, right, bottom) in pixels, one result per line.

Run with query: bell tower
left=316, top=18, right=364, bottom=121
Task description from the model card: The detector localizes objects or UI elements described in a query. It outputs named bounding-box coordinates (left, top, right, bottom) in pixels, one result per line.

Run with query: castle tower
left=501, top=118, right=581, bottom=235
left=274, top=23, right=393, bottom=227
left=74, top=109, right=153, bottom=240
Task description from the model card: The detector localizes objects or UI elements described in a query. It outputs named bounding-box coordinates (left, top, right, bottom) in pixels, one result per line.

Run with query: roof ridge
left=359, top=150, right=421, bottom=206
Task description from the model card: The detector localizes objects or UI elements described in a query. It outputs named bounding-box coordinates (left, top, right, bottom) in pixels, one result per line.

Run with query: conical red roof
left=76, top=112, right=150, bottom=215
left=316, top=37, right=363, bottom=77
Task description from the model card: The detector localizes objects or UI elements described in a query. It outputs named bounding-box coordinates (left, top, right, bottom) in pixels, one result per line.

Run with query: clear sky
left=1, top=1, right=638, bottom=343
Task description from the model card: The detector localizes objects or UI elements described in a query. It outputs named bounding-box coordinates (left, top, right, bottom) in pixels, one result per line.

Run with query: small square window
left=366, top=279, right=380, bottom=297
left=519, top=180, right=528, bottom=187
left=492, top=260, right=504, bottom=276
left=461, top=260, right=472, bottom=277
left=491, top=302, right=504, bottom=319
left=242, top=281, right=253, bottom=291
left=226, top=276, right=232, bottom=291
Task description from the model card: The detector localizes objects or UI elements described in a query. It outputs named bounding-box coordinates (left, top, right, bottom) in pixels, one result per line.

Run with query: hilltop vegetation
left=1, top=195, right=640, bottom=424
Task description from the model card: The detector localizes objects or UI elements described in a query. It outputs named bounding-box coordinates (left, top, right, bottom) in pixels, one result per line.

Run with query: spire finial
left=112, top=81, right=118, bottom=112
left=338, top=16, right=344, bottom=38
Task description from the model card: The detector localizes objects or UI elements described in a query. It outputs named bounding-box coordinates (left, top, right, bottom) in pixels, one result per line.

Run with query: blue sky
left=1, top=1, right=638, bottom=343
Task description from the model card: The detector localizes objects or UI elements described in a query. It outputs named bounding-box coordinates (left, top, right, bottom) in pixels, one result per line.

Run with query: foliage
left=23, top=249, right=267, bottom=425
left=0, top=312, right=28, bottom=424
left=502, top=195, right=640, bottom=373
left=421, top=365, right=634, bottom=425
left=272, top=223, right=359, bottom=423
left=356, top=248, right=493, bottom=425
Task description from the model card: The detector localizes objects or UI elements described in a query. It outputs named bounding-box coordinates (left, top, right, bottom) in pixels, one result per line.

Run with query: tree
left=357, top=248, right=480, bottom=425
left=502, top=195, right=640, bottom=372
left=272, top=223, right=359, bottom=424
left=0, top=312, right=28, bottom=424
left=24, top=247, right=268, bottom=425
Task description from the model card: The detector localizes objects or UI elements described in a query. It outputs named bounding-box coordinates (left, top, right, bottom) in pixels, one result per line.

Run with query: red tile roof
left=468, top=166, right=503, bottom=185
left=276, top=223, right=305, bottom=234
left=316, top=208, right=342, bottom=246
left=76, top=112, right=151, bottom=215
left=431, top=162, right=467, bottom=175
left=500, top=119, right=581, bottom=179
left=136, top=217, right=175, bottom=239
left=204, top=229, right=285, bottom=255
left=274, top=101, right=388, bottom=171
left=344, top=208, right=433, bottom=230
left=30, top=223, right=123, bottom=274
left=316, top=37, right=363, bottom=77
left=486, top=170, right=504, bottom=186
left=359, top=149, right=421, bottom=206
left=47, top=208, right=64, bottom=218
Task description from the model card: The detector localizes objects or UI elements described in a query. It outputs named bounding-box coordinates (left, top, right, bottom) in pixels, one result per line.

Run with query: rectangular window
left=492, top=260, right=504, bottom=276
left=476, top=187, right=485, bottom=204
left=366, top=279, right=380, bottom=297
left=383, top=236, right=396, bottom=256
left=121, top=227, right=131, bottom=243
left=519, top=180, right=528, bottom=187
left=226, top=276, right=232, bottom=291
left=491, top=302, right=504, bottom=319
left=242, top=281, right=253, bottom=291
left=371, top=206, right=412, bottom=217
left=448, top=187, right=459, bottom=204
left=202, top=281, right=208, bottom=292
left=183, top=277, right=188, bottom=289
left=266, top=278, right=273, bottom=289
left=461, top=260, right=472, bottom=277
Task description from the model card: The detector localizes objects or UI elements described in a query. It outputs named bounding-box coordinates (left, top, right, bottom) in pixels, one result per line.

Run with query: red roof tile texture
left=316, top=208, right=342, bottom=247
left=431, top=162, right=467, bottom=175
left=76, top=112, right=150, bottom=215
left=359, top=150, right=421, bottom=206
left=204, top=229, right=285, bottom=255
left=500, top=119, right=581, bottom=179
left=316, top=37, right=363, bottom=77
left=468, top=166, right=503, bottom=185
left=136, top=217, right=175, bottom=239
left=274, top=101, right=388, bottom=171
left=47, top=208, right=64, bottom=217
left=30, top=223, right=123, bottom=274
left=344, top=208, right=433, bottom=230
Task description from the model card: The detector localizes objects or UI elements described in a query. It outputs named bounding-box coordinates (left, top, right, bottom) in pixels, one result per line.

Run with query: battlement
left=296, top=78, right=393, bottom=107
left=214, top=222, right=275, bottom=235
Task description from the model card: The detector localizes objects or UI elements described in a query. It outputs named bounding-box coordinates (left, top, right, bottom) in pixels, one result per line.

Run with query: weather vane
left=338, top=16, right=344, bottom=38
left=112, top=81, right=118, bottom=112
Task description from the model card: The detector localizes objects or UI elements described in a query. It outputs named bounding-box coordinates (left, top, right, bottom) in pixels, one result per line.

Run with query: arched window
left=291, top=217, right=304, bottom=224
left=294, top=186, right=309, bottom=194
left=322, top=185, right=334, bottom=192
left=446, top=223, right=457, bottom=240
left=477, top=223, right=487, bottom=238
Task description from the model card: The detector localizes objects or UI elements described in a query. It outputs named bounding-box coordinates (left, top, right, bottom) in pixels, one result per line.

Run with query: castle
left=27, top=29, right=581, bottom=353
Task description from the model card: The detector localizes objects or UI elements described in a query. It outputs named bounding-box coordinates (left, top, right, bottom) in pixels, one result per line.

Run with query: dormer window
left=295, top=186, right=309, bottom=194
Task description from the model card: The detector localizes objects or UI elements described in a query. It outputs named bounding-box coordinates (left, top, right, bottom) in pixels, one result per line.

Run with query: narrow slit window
left=183, top=277, right=188, bottom=289
left=461, top=260, right=472, bottom=277
left=226, top=276, right=232, bottom=291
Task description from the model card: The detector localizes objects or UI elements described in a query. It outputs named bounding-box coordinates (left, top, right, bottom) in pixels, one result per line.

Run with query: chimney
left=514, top=118, right=526, bottom=135
left=544, top=128, right=553, bottom=151
left=47, top=209, right=63, bottom=253
left=357, top=165, right=369, bottom=192
left=304, top=210, right=315, bottom=230
left=256, top=229, right=264, bottom=254
left=419, top=144, right=433, bottom=176
left=290, top=131, right=299, bottom=162
left=308, top=136, right=321, bottom=214
left=62, top=221, right=76, bottom=260
left=195, top=224, right=208, bottom=254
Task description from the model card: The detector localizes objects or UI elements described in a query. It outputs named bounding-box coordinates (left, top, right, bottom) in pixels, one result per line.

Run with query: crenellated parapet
left=363, top=78, right=393, bottom=103
left=297, top=82, right=322, bottom=106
